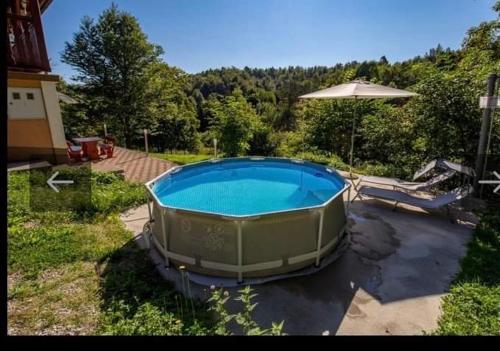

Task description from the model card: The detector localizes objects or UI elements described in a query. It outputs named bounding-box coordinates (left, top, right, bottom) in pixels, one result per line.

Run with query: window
left=26, top=92, right=34, bottom=100
left=12, top=92, right=20, bottom=100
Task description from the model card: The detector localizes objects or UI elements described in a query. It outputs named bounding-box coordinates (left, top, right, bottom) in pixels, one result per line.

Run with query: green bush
left=208, top=285, right=285, bottom=336
left=294, top=151, right=331, bottom=165
left=292, top=151, right=350, bottom=172
left=248, top=124, right=279, bottom=156
left=437, top=282, right=500, bottom=335
left=356, top=162, right=401, bottom=178
left=273, top=131, right=305, bottom=157
left=100, top=300, right=193, bottom=336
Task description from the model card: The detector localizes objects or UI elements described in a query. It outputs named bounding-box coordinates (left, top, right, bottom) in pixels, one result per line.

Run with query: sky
left=42, top=0, right=497, bottom=81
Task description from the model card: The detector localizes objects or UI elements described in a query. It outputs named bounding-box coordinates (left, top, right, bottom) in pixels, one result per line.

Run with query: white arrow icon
left=47, top=171, right=74, bottom=193
left=479, top=171, right=500, bottom=194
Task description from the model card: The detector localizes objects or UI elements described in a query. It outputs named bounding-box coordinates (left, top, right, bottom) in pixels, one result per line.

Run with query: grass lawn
left=435, top=212, right=500, bottom=335
left=7, top=169, right=211, bottom=335
left=150, top=152, right=213, bottom=165
left=12, top=164, right=496, bottom=335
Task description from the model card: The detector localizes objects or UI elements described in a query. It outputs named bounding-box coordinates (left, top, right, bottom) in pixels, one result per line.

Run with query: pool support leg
left=315, top=208, right=325, bottom=267
left=237, top=221, right=243, bottom=283
left=346, top=186, right=351, bottom=212
left=147, top=198, right=153, bottom=223
left=161, top=208, right=170, bottom=267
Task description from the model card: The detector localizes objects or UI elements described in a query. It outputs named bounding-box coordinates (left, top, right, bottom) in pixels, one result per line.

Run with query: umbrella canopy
left=299, top=79, right=419, bottom=99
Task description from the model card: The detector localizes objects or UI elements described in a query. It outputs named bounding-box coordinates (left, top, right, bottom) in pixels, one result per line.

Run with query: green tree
left=208, top=89, right=259, bottom=157
left=61, top=3, right=163, bottom=147
left=57, top=79, right=100, bottom=138
left=248, top=123, right=278, bottom=156
left=146, top=62, right=200, bottom=152
left=300, top=99, right=376, bottom=163
left=360, top=104, right=421, bottom=177
left=407, top=72, right=483, bottom=166
left=151, top=115, right=200, bottom=152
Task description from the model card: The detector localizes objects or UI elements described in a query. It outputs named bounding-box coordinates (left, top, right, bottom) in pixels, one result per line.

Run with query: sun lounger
left=359, top=170, right=456, bottom=192
left=353, top=185, right=473, bottom=221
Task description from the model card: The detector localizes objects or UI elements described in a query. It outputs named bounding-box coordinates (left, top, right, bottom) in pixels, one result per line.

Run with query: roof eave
left=39, top=0, right=53, bottom=14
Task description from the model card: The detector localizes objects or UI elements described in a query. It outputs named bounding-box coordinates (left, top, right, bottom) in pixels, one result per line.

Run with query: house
left=7, top=0, right=68, bottom=164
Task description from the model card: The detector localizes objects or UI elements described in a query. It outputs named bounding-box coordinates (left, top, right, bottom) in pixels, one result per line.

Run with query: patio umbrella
left=299, top=80, right=418, bottom=177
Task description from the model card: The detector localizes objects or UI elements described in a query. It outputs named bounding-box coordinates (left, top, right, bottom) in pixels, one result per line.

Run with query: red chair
left=99, top=135, right=115, bottom=158
left=66, top=141, right=83, bottom=162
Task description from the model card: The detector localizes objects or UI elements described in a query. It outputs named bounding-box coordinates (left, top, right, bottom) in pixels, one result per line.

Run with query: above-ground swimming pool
left=146, top=157, right=350, bottom=282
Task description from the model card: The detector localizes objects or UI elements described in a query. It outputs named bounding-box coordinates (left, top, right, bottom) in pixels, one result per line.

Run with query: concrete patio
left=120, top=181, right=476, bottom=335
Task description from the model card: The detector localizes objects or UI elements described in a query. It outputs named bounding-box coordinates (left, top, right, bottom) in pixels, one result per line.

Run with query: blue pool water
left=152, top=159, right=346, bottom=216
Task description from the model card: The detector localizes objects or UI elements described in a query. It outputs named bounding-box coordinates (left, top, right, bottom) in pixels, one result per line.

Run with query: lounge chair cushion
left=357, top=185, right=472, bottom=209
left=360, top=170, right=456, bottom=192
left=360, top=175, right=419, bottom=188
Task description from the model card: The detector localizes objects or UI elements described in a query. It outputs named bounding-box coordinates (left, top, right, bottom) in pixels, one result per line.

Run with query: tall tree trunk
left=123, top=115, right=132, bottom=149
left=124, top=132, right=132, bottom=149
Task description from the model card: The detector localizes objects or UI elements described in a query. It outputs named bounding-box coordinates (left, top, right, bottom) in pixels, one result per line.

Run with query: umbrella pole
left=349, top=97, right=357, bottom=181
left=349, top=117, right=356, bottom=176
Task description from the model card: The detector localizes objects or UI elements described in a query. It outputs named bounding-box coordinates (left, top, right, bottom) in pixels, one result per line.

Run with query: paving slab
left=91, top=147, right=174, bottom=183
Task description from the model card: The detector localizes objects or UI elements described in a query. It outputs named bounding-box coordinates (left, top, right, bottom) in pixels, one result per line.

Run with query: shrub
left=248, top=124, right=279, bottom=156
left=208, top=285, right=285, bottom=336
left=99, top=301, right=185, bottom=336
left=274, top=131, right=307, bottom=157
left=435, top=213, right=500, bottom=335
left=356, top=162, right=401, bottom=178
left=150, top=114, right=201, bottom=153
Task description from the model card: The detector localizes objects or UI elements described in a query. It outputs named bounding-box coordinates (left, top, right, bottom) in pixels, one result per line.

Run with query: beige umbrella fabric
left=299, top=79, right=418, bottom=99
left=299, top=80, right=418, bottom=177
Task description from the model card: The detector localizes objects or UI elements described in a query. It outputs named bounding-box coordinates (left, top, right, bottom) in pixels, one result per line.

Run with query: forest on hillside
left=60, top=2, right=500, bottom=178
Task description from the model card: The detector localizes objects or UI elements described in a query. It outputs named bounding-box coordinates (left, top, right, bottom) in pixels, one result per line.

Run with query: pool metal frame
left=145, top=157, right=351, bottom=283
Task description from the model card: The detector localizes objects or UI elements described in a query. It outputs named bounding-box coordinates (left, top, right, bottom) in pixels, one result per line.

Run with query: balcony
left=7, top=0, right=51, bottom=73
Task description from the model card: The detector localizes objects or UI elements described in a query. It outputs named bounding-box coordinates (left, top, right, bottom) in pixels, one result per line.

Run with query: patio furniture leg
left=392, top=201, right=399, bottom=211
left=351, top=192, right=360, bottom=203
left=446, top=205, right=456, bottom=224
left=351, top=178, right=359, bottom=192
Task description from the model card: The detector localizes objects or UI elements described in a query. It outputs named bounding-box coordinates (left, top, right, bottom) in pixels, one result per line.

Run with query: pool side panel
left=322, top=196, right=347, bottom=250
left=150, top=194, right=347, bottom=279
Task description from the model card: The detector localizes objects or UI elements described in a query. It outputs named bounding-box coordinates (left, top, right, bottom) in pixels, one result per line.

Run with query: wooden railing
left=7, top=0, right=50, bottom=73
